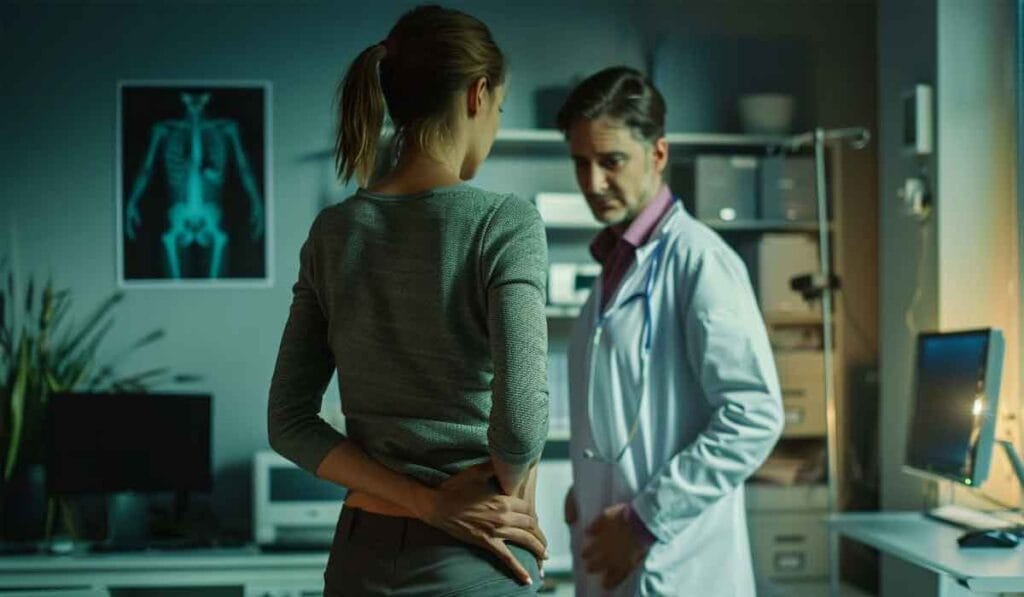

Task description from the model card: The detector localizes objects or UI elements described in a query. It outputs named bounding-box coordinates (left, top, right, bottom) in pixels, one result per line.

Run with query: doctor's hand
left=414, top=462, right=548, bottom=586
left=581, top=503, right=651, bottom=590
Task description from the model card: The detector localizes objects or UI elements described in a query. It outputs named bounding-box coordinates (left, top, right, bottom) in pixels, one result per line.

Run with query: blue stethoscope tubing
left=582, top=231, right=669, bottom=463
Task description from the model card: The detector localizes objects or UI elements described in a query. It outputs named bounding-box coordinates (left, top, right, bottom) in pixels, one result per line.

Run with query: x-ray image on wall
left=117, top=81, right=272, bottom=287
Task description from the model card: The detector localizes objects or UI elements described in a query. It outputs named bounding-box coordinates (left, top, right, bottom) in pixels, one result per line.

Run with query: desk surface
left=830, top=511, right=1024, bottom=593
left=0, top=547, right=574, bottom=595
left=0, top=546, right=329, bottom=572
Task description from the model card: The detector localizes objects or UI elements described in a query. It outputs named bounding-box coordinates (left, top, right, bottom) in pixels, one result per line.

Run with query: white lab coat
left=567, top=201, right=784, bottom=597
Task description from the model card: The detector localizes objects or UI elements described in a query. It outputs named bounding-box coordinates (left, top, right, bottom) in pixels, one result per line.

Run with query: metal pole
left=790, top=127, right=870, bottom=151
left=814, top=127, right=841, bottom=597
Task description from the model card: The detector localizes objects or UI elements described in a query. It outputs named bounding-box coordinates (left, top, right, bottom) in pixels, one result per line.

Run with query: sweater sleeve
left=631, top=248, right=785, bottom=542
left=267, top=215, right=346, bottom=475
left=480, top=195, right=550, bottom=465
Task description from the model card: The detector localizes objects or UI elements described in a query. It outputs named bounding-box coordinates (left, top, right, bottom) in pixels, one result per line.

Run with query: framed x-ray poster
left=116, top=81, right=273, bottom=288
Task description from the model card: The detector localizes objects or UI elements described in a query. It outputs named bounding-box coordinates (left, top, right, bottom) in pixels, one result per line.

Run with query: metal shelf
left=704, top=219, right=826, bottom=233
left=495, top=128, right=564, bottom=143
left=546, top=430, right=571, bottom=441
left=495, top=129, right=794, bottom=147
left=543, top=224, right=601, bottom=232
left=545, top=305, right=582, bottom=319
left=665, top=131, right=792, bottom=148
left=305, top=128, right=862, bottom=159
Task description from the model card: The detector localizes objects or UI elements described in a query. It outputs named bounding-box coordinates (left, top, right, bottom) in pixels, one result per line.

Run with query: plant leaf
left=68, top=360, right=92, bottom=389
left=24, top=278, right=34, bottom=319
left=40, top=282, right=55, bottom=330
left=48, top=296, right=70, bottom=339
left=6, top=270, right=15, bottom=316
left=130, top=329, right=165, bottom=351
left=4, top=335, right=30, bottom=480
left=44, top=371, right=63, bottom=394
left=110, top=367, right=169, bottom=388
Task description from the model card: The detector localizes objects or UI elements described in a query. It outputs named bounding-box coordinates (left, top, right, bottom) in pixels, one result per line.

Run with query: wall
left=878, top=0, right=939, bottom=517
left=937, top=0, right=1020, bottom=510
left=878, top=0, right=1019, bottom=594
left=0, top=0, right=877, bottom=536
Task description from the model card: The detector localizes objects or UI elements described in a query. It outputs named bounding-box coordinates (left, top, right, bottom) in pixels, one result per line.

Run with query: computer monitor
left=904, top=329, right=1004, bottom=487
left=45, top=392, right=212, bottom=547
left=45, top=392, right=212, bottom=495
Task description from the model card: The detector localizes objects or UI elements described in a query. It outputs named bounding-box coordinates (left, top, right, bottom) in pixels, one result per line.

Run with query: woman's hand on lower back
left=409, top=462, right=547, bottom=585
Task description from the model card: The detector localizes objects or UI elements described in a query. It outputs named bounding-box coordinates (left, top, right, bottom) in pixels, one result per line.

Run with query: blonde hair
left=335, top=5, right=506, bottom=186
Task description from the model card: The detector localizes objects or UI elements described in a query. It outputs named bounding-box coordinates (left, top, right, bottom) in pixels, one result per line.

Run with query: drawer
left=775, top=351, right=826, bottom=437
left=746, top=483, right=829, bottom=512
left=747, top=512, right=828, bottom=580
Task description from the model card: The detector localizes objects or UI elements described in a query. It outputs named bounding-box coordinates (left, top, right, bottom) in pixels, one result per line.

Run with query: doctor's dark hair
left=556, top=66, right=666, bottom=144
left=335, top=4, right=507, bottom=185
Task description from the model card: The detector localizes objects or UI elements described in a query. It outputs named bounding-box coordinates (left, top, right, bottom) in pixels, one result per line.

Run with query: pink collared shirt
left=589, top=184, right=674, bottom=311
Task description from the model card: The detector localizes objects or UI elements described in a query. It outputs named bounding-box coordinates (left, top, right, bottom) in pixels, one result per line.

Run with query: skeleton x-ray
left=117, top=82, right=271, bottom=286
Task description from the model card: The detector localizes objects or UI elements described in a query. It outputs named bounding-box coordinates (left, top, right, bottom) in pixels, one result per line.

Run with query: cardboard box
left=775, top=350, right=826, bottom=437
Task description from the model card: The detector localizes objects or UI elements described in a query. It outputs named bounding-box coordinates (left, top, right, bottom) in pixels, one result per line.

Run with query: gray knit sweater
left=268, top=183, right=550, bottom=486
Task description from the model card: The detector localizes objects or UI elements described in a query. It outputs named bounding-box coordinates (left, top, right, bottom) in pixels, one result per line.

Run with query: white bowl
left=738, top=93, right=796, bottom=135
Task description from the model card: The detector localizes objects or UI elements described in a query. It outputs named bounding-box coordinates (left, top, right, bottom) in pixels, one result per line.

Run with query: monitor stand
left=103, top=492, right=151, bottom=549
left=996, top=440, right=1024, bottom=492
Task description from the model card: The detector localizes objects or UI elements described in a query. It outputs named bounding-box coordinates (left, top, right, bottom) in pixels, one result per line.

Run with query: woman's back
left=269, top=5, right=549, bottom=593
left=300, top=184, right=548, bottom=485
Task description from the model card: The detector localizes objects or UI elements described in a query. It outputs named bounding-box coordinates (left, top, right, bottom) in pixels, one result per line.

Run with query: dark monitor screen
left=905, top=329, right=1003, bottom=486
left=45, top=393, right=212, bottom=495
left=269, top=466, right=348, bottom=502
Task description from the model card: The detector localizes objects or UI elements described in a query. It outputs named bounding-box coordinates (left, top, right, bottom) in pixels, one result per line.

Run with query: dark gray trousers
left=323, top=507, right=542, bottom=596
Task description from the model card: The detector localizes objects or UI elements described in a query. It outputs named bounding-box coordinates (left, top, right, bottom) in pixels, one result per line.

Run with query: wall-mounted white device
left=549, top=263, right=601, bottom=306
left=898, top=176, right=932, bottom=220
left=902, top=84, right=933, bottom=156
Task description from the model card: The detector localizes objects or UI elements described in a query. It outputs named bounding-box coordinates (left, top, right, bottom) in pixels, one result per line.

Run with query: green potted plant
left=0, top=258, right=198, bottom=541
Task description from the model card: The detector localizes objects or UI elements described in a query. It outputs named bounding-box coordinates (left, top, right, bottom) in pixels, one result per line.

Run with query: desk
left=0, top=548, right=573, bottom=596
left=0, top=547, right=326, bottom=595
left=829, top=512, right=1024, bottom=596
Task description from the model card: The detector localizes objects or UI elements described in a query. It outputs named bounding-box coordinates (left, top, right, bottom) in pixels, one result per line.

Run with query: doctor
left=556, top=67, right=785, bottom=596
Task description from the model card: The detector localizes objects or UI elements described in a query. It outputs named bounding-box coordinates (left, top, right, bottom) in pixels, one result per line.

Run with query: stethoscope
left=582, top=232, right=669, bottom=464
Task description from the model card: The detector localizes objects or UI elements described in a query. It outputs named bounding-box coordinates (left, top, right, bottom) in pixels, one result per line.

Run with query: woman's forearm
left=492, top=457, right=537, bottom=497
left=315, top=440, right=433, bottom=519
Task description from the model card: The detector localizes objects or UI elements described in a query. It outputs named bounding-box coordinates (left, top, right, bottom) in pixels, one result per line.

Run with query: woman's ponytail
left=334, top=7, right=505, bottom=184
left=335, top=43, right=388, bottom=186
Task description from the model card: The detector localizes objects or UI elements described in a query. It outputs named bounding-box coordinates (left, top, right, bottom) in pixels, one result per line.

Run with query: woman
left=267, top=5, right=550, bottom=596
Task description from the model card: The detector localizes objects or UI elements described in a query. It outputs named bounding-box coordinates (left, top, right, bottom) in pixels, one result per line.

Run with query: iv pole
left=789, top=126, right=870, bottom=597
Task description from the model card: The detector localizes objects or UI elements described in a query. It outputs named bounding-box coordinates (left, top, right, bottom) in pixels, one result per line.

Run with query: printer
left=253, top=450, right=347, bottom=549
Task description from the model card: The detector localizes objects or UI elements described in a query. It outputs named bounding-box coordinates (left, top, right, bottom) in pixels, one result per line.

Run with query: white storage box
left=757, top=234, right=820, bottom=318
